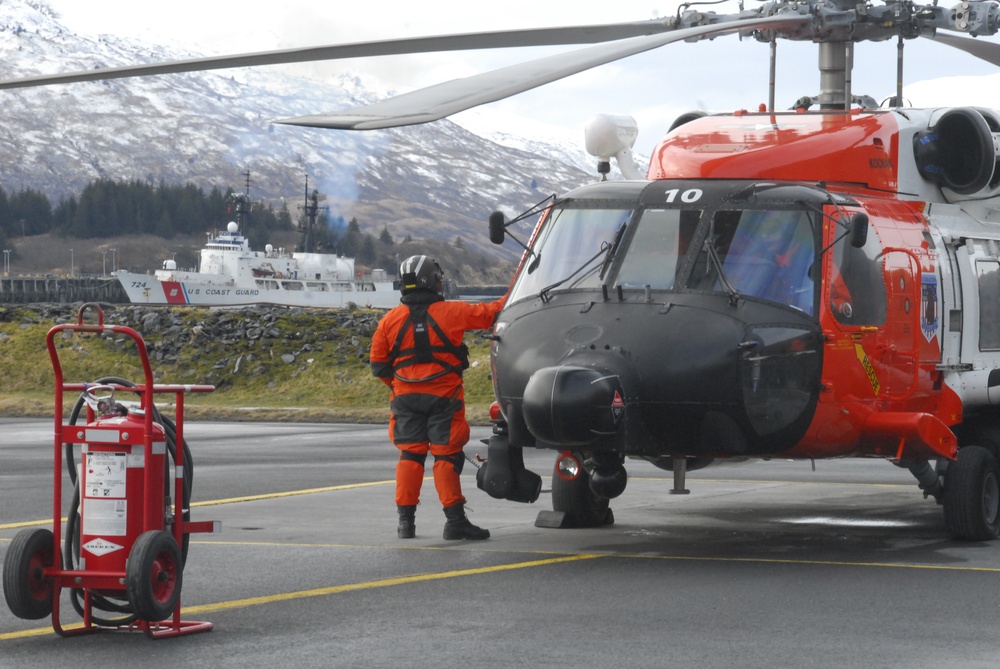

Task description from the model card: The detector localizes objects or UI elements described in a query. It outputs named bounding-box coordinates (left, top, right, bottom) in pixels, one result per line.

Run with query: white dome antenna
left=584, top=114, right=643, bottom=180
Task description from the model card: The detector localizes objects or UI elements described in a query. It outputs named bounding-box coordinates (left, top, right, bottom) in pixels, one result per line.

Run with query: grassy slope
left=0, top=305, right=497, bottom=424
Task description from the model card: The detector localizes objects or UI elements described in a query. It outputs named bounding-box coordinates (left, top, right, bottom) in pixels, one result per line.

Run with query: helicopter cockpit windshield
left=509, top=207, right=633, bottom=300
left=508, top=186, right=821, bottom=316
left=703, top=209, right=817, bottom=314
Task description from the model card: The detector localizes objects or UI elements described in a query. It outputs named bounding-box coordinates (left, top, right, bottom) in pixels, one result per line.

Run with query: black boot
left=397, top=505, right=416, bottom=539
left=442, top=503, right=490, bottom=540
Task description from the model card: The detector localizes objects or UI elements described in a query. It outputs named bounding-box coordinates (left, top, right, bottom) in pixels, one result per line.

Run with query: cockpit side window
left=829, top=221, right=887, bottom=326
left=614, top=208, right=701, bottom=290
left=692, top=209, right=818, bottom=314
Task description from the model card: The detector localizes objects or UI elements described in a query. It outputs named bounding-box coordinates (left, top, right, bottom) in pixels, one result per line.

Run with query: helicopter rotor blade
left=277, top=14, right=811, bottom=130
left=0, top=21, right=676, bottom=91
left=925, top=33, right=1000, bottom=67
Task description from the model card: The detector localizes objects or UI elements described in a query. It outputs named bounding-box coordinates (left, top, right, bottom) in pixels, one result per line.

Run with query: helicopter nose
left=522, top=363, right=626, bottom=446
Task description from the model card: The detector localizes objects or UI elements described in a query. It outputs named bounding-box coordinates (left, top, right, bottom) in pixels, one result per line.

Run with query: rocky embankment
left=0, top=303, right=399, bottom=422
left=0, top=302, right=497, bottom=423
left=41, top=303, right=376, bottom=374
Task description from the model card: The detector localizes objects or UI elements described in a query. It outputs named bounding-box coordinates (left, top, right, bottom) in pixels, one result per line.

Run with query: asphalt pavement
left=2, top=418, right=999, bottom=668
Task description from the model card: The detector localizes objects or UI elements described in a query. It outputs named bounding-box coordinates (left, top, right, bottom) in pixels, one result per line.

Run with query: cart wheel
left=126, top=530, right=183, bottom=621
left=3, top=528, right=55, bottom=620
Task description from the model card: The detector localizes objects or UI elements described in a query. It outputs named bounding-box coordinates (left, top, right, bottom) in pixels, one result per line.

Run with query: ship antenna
left=298, top=174, right=328, bottom=254
left=240, top=169, right=252, bottom=230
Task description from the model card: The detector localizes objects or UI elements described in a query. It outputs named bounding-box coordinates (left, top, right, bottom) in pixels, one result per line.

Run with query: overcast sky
left=45, top=0, right=1000, bottom=154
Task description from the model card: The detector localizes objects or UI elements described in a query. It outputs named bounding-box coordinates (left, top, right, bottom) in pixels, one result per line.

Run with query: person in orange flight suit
left=369, top=255, right=506, bottom=540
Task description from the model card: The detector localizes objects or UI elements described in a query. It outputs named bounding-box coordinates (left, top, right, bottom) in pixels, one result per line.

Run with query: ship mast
left=228, top=169, right=253, bottom=231
left=298, top=174, right=328, bottom=253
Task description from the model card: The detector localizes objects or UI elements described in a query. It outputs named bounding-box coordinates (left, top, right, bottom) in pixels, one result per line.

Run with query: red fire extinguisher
left=2, top=304, right=217, bottom=639
left=76, top=388, right=177, bottom=617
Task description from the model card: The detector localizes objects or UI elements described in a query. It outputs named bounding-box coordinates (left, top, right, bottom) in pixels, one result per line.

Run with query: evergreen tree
left=14, top=187, right=54, bottom=236
left=359, top=236, right=377, bottom=265
left=0, top=186, right=9, bottom=237
left=338, top=217, right=364, bottom=258
left=379, top=225, right=394, bottom=245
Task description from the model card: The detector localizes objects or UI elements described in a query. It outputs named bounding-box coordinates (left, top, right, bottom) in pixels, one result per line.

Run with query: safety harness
left=389, top=302, right=470, bottom=383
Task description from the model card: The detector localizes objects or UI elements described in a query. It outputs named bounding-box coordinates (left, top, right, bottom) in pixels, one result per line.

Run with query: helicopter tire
left=551, top=456, right=613, bottom=528
left=943, top=445, right=1000, bottom=541
left=3, top=528, right=55, bottom=620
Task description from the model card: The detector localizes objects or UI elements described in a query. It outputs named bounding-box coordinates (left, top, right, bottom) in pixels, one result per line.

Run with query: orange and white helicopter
left=5, top=0, right=1000, bottom=539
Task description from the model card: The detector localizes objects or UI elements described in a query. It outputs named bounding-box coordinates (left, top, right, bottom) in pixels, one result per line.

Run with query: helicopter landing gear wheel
left=943, top=446, right=1000, bottom=541
left=3, top=528, right=55, bottom=620
left=551, top=456, right=613, bottom=528
left=126, top=530, right=183, bottom=622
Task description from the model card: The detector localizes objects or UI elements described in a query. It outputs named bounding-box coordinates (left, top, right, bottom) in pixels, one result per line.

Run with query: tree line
left=0, top=178, right=396, bottom=265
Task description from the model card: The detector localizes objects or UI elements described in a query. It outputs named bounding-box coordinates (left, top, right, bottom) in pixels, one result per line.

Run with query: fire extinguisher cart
left=2, top=303, right=219, bottom=639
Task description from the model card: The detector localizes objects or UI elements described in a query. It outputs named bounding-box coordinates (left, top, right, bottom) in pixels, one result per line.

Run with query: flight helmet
left=399, top=255, right=444, bottom=294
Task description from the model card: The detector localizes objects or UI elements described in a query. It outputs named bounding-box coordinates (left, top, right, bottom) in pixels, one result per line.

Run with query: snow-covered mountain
left=0, top=1, right=606, bottom=258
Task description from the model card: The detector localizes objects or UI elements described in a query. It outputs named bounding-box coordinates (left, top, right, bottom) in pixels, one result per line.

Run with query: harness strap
left=389, top=304, right=469, bottom=383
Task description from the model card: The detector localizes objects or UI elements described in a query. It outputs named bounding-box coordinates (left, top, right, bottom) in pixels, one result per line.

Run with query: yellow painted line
left=6, top=547, right=1000, bottom=641
left=0, top=626, right=73, bottom=641
left=0, top=554, right=602, bottom=640
left=0, top=480, right=397, bottom=531
left=182, top=553, right=602, bottom=614
left=0, top=519, right=60, bottom=531
left=1, top=476, right=910, bottom=531
left=189, top=479, right=396, bottom=508
left=181, top=539, right=1000, bottom=574
left=631, top=553, right=1000, bottom=573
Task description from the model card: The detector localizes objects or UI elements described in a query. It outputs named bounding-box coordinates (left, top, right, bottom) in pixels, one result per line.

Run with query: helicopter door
left=821, top=215, right=890, bottom=403
left=879, top=247, right=924, bottom=401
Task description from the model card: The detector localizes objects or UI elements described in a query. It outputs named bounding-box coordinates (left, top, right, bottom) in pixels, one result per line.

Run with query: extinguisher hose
left=62, top=376, right=195, bottom=624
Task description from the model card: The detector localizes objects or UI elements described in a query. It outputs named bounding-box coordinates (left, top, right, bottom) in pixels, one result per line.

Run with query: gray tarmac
left=1, top=417, right=999, bottom=668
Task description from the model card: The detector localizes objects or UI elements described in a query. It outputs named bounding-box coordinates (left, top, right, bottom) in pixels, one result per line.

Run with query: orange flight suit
left=370, top=291, right=505, bottom=508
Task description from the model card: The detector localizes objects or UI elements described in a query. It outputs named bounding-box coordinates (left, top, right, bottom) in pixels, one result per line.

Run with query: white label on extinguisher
left=85, top=452, right=127, bottom=498
left=82, top=498, right=128, bottom=536
left=82, top=538, right=124, bottom=556
left=85, top=428, right=121, bottom=443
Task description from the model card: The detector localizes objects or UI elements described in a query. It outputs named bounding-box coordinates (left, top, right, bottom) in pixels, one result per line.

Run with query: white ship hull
left=113, top=221, right=402, bottom=309
left=115, top=269, right=400, bottom=309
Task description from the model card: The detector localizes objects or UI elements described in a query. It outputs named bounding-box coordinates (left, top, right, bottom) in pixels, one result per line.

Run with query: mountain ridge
left=0, top=0, right=601, bottom=262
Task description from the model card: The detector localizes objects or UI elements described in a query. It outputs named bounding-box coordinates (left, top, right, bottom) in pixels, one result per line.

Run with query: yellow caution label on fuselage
left=854, top=342, right=881, bottom=396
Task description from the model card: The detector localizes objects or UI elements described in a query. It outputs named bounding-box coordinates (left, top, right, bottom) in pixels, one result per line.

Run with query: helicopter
left=4, top=0, right=1000, bottom=540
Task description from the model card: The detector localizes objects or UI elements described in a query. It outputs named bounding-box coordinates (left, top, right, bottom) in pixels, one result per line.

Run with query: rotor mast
left=817, top=41, right=853, bottom=110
